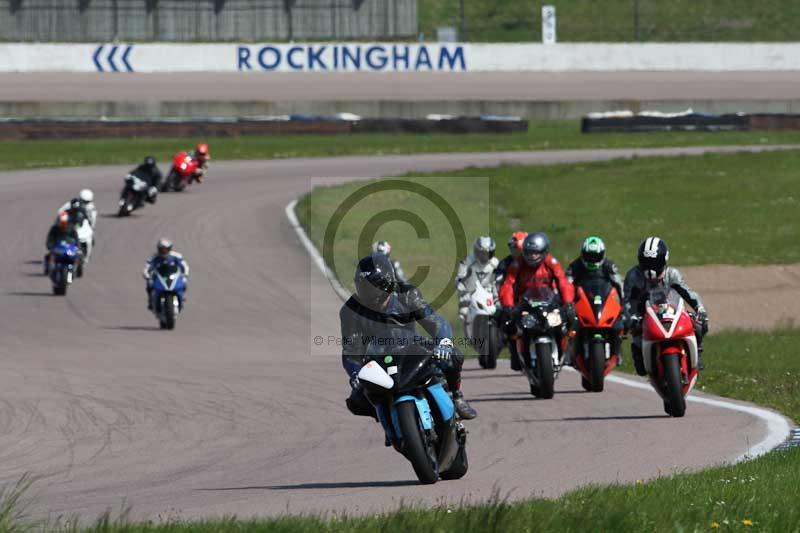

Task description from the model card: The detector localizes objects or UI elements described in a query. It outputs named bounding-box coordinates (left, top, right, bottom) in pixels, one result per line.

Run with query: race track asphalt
left=0, top=147, right=789, bottom=522
left=2, top=72, right=799, bottom=102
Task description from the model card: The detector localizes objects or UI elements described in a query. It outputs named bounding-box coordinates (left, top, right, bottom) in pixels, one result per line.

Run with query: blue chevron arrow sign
left=93, top=44, right=135, bottom=72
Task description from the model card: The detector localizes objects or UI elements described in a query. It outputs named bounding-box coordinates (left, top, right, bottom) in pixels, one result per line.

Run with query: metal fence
left=0, top=0, right=417, bottom=42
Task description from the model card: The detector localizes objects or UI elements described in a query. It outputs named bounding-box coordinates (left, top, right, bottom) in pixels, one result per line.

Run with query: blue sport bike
left=49, top=240, right=81, bottom=296
left=357, top=332, right=468, bottom=484
left=149, top=260, right=187, bottom=330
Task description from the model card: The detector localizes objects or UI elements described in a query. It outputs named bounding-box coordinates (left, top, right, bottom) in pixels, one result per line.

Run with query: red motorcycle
left=162, top=152, right=199, bottom=192
left=573, top=278, right=622, bottom=392
left=641, top=288, right=700, bottom=417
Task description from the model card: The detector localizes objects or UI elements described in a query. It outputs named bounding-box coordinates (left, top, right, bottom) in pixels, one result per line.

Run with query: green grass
left=420, top=0, right=800, bottom=42
left=3, top=124, right=800, bottom=172
left=297, top=149, right=800, bottom=331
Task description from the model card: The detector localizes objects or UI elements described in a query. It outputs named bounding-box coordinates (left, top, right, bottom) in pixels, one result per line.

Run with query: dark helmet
left=581, top=235, right=606, bottom=272
left=522, top=232, right=549, bottom=267
left=638, top=236, right=669, bottom=281
left=143, top=156, right=157, bottom=169
left=354, top=253, right=396, bottom=309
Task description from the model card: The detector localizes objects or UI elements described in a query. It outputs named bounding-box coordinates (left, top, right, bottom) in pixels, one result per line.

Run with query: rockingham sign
left=3, top=42, right=800, bottom=72
left=236, top=44, right=466, bottom=72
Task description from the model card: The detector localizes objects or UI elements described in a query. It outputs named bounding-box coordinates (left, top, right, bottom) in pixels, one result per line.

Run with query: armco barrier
left=0, top=116, right=527, bottom=140
left=4, top=43, right=800, bottom=72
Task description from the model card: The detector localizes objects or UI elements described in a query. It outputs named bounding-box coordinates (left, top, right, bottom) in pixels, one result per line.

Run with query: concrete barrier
left=4, top=42, right=800, bottom=73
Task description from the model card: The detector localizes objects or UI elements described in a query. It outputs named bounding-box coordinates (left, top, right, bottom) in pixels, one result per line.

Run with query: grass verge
left=297, top=149, right=800, bottom=331
left=2, top=123, right=800, bottom=172
left=420, top=0, right=800, bottom=42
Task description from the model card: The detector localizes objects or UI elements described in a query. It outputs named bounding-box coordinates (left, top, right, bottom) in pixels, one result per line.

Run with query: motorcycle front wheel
left=396, top=401, right=439, bottom=484
left=533, top=341, right=555, bottom=399
left=589, top=339, right=606, bottom=392
left=662, top=354, right=686, bottom=417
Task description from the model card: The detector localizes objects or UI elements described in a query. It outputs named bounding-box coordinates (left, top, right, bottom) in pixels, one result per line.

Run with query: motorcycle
left=573, top=278, right=623, bottom=392
left=639, top=287, right=700, bottom=417
left=463, top=283, right=502, bottom=369
left=49, top=240, right=80, bottom=296
left=357, top=333, right=468, bottom=485
left=513, top=286, right=569, bottom=399
left=161, top=152, right=199, bottom=192
left=118, top=174, right=155, bottom=217
left=149, top=260, right=187, bottom=330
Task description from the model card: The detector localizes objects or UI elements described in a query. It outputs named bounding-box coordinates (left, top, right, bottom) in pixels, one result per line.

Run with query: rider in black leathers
left=340, top=253, right=477, bottom=420
left=129, top=156, right=163, bottom=203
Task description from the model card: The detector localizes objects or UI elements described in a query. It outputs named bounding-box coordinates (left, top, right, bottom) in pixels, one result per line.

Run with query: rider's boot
left=509, top=342, right=522, bottom=371
left=697, top=345, right=705, bottom=370
left=632, top=343, right=647, bottom=376
left=452, top=390, right=477, bottom=420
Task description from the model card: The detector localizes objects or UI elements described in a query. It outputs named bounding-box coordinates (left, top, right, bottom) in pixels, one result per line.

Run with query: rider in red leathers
left=498, top=232, right=576, bottom=334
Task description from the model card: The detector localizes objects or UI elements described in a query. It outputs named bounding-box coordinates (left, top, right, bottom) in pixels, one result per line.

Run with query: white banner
left=3, top=42, right=800, bottom=73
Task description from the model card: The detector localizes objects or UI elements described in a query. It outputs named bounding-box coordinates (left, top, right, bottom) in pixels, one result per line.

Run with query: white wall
left=3, top=42, right=800, bottom=73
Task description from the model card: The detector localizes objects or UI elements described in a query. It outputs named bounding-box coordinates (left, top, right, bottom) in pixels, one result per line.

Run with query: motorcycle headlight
left=547, top=311, right=562, bottom=327
left=521, top=314, right=537, bottom=329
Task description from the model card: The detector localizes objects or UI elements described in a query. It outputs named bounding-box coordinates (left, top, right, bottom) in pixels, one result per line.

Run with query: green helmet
left=581, top=236, right=606, bottom=271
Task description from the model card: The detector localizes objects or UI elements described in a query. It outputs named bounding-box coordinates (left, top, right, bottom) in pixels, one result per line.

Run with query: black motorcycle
left=513, top=286, right=568, bottom=399
left=357, top=332, right=468, bottom=485
left=118, top=174, right=155, bottom=217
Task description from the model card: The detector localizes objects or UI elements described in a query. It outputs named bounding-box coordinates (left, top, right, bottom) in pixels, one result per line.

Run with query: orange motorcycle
left=573, top=278, right=623, bottom=392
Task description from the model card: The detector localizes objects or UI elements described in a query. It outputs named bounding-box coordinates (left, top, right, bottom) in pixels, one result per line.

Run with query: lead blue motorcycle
left=357, top=334, right=468, bottom=484
left=49, top=240, right=80, bottom=296
left=149, top=260, right=187, bottom=330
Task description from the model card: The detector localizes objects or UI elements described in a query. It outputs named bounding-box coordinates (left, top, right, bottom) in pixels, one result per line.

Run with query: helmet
left=143, top=156, right=156, bottom=169
left=354, top=253, right=396, bottom=309
left=57, top=211, right=69, bottom=232
left=157, top=238, right=173, bottom=256
left=473, top=236, right=496, bottom=264
left=79, top=189, right=93, bottom=203
left=581, top=236, right=606, bottom=272
left=522, top=232, right=549, bottom=267
left=508, top=231, right=528, bottom=256
left=195, top=143, right=209, bottom=157
left=372, top=240, right=392, bottom=256
left=638, top=236, right=669, bottom=281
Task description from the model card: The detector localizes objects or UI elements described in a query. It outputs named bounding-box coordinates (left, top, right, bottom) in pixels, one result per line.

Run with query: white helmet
left=372, top=240, right=392, bottom=256
left=79, top=189, right=94, bottom=203
left=157, top=238, right=173, bottom=256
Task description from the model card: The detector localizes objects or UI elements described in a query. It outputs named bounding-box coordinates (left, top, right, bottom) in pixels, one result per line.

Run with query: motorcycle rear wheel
left=663, top=354, right=686, bottom=417
left=396, top=401, right=439, bottom=484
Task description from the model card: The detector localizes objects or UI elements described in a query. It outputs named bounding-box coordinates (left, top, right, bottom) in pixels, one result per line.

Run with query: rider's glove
left=696, top=307, right=709, bottom=334
left=433, top=338, right=455, bottom=363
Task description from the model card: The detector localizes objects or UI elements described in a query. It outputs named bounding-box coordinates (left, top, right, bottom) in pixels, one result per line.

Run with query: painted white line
left=286, top=197, right=794, bottom=462
left=284, top=198, right=349, bottom=302
left=603, top=373, right=792, bottom=461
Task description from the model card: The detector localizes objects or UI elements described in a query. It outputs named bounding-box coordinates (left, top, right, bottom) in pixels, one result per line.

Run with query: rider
left=129, top=156, right=162, bottom=203
left=566, top=236, right=626, bottom=365
left=494, top=231, right=527, bottom=369
left=45, top=212, right=82, bottom=276
left=340, top=253, right=477, bottom=420
left=624, top=236, right=709, bottom=375
left=495, top=231, right=527, bottom=286
left=142, top=238, right=190, bottom=311
left=372, top=240, right=407, bottom=284
left=456, top=236, right=499, bottom=338
left=58, top=189, right=97, bottom=228
left=189, top=143, right=210, bottom=183
left=498, top=231, right=576, bottom=340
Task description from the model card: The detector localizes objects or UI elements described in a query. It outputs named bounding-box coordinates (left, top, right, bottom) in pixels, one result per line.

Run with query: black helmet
left=522, top=232, right=549, bottom=267
left=143, top=156, right=156, bottom=169
left=354, top=253, right=396, bottom=309
left=638, top=236, right=669, bottom=281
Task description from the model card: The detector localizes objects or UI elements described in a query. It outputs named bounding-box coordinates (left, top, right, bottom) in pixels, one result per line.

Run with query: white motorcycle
left=75, top=218, right=94, bottom=263
left=462, top=283, right=502, bottom=369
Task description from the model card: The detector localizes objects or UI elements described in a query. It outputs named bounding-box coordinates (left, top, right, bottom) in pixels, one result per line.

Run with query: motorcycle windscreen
left=645, top=288, right=689, bottom=339
left=521, top=286, right=561, bottom=308
left=153, top=261, right=181, bottom=291
left=363, top=326, right=436, bottom=393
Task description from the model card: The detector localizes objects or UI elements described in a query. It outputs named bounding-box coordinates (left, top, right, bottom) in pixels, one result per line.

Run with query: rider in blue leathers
left=142, top=238, right=190, bottom=311
left=340, top=253, right=477, bottom=420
